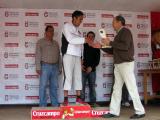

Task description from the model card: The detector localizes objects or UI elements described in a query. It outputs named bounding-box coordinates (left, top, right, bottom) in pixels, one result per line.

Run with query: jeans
left=39, top=63, right=59, bottom=107
left=81, top=71, right=96, bottom=103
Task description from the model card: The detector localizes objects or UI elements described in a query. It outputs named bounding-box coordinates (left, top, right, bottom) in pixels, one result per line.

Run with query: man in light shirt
left=35, top=25, right=61, bottom=107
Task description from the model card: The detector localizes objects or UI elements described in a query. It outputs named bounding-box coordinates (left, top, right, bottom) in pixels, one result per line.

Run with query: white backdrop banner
left=0, top=9, right=152, bottom=104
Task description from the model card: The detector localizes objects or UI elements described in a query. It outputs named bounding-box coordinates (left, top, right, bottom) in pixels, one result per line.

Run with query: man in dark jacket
left=93, top=15, right=145, bottom=119
left=81, top=31, right=100, bottom=107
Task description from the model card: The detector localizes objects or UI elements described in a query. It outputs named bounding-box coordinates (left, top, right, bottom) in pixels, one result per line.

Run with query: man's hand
left=86, top=67, right=92, bottom=74
left=36, top=70, right=41, bottom=75
left=90, top=41, right=101, bottom=48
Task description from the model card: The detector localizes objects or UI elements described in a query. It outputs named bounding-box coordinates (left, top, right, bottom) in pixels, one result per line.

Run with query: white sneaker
left=122, top=102, right=130, bottom=107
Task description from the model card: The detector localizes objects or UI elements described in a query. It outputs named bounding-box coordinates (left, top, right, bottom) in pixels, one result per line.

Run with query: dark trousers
left=81, top=71, right=96, bottom=103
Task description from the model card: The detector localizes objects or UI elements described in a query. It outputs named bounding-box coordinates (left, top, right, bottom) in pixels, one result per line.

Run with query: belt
left=41, top=61, right=55, bottom=65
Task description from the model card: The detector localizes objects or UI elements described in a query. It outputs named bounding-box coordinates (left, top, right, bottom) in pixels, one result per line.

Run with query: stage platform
left=31, top=103, right=109, bottom=120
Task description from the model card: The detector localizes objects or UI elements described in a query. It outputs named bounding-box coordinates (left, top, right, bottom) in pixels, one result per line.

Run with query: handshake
left=85, top=29, right=111, bottom=48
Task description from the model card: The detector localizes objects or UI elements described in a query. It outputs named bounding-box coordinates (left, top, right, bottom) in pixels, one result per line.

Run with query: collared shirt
left=35, top=37, right=61, bottom=70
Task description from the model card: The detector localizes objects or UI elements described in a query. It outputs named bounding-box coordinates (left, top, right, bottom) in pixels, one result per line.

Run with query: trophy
left=99, top=29, right=111, bottom=48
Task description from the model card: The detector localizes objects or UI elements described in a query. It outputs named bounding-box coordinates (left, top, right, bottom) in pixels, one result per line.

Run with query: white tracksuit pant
left=110, top=61, right=145, bottom=116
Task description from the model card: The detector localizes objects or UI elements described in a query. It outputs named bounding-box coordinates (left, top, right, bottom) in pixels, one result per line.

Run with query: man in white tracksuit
left=61, top=10, right=90, bottom=106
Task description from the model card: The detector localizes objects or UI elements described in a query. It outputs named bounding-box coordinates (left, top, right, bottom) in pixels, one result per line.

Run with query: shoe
left=130, top=114, right=145, bottom=119
left=62, top=99, right=68, bottom=106
left=122, top=102, right=130, bottom=107
left=76, top=98, right=86, bottom=105
left=102, top=113, right=118, bottom=118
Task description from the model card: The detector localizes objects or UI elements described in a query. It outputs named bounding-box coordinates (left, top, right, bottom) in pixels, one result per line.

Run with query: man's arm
left=63, top=23, right=85, bottom=44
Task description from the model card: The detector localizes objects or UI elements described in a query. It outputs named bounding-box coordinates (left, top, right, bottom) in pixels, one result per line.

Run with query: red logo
left=25, top=53, right=35, bottom=57
left=104, top=94, right=111, bottom=97
left=25, top=96, right=39, bottom=100
left=25, top=75, right=39, bottom=79
left=103, top=73, right=113, bottom=77
left=4, top=43, right=19, bottom=47
left=137, top=15, right=149, bottom=19
left=137, top=34, right=149, bottom=38
left=4, top=64, right=18, bottom=68
left=25, top=12, right=39, bottom=16
left=25, top=33, right=39, bottom=37
left=64, top=13, right=72, bottom=17
left=138, top=53, right=149, bottom=57
left=106, top=34, right=114, bottom=37
left=101, top=14, right=114, bottom=18
left=5, top=22, right=19, bottom=26
left=103, top=53, right=113, bottom=57
left=45, top=23, right=58, bottom=27
left=83, top=23, right=96, bottom=27
left=5, top=85, right=19, bottom=89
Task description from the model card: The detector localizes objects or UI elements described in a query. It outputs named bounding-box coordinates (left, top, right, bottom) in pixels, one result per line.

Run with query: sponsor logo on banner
left=138, top=53, right=149, bottom=57
left=5, top=11, right=19, bottom=17
left=25, top=84, right=39, bottom=90
left=45, top=23, right=58, bottom=27
left=137, top=62, right=149, bottom=69
left=101, top=14, right=114, bottom=18
left=103, top=53, right=113, bottom=57
left=84, top=12, right=96, bottom=18
left=25, top=33, right=39, bottom=37
left=137, top=23, right=148, bottom=30
left=25, top=12, right=39, bottom=16
left=103, top=93, right=111, bottom=97
left=32, top=110, right=61, bottom=118
left=4, top=31, right=19, bottom=37
left=106, top=34, right=114, bottom=37
left=25, top=75, right=39, bottom=79
left=5, top=85, right=19, bottom=89
left=103, top=82, right=107, bottom=88
left=137, top=42, right=149, bottom=49
left=101, top=23, right=112, bottom=29
left=25, top=42, right=36, bottom=48
left=4, top=52, right=20, bottom=59
left=125, top=24, right=132, bottom=28
left=137, top=82, right=142, bottom=87
left=68, top=95, right=76, bottom=98
left=44, top=11, right=58, bottom=17
left=137, top=15, right=149, bottom=19
left=107, top=82, right=112, bottom=88
left=91, top=110, right=109, bottom=117
left=25, top=21, right=39, bottom=27
left=25, top=63, right=35, bottom=69
left=137, top=34, right=149, bottom=38
left=64, top=13, right=72, bottom=17
left=102, top=62, right=113, bottom=69
left=4, top=43, right=19, bottom=47
left=119, top=13, right=132, bottom=18
left=25, top=96, right=39, bottom=100
left=5, top=95, right=19, bottom=101
left=4, top=64, right=19, bottom=68
left=83, top=23, right=96, bottom=27
left=137, top=71, right=143, bottom=76
left=4, top=74, right=19, bottom=80
left=25, top=53, right=35, bottom=57
left=103, top=73, right=113, bottom=77
left=5, top=22, right=19, bottom=26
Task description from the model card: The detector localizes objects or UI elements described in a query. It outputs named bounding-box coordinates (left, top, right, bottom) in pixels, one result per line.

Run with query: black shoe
left=130, top=114, right=145, bottom=119
left=102, top=113, right=118, bottom=118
